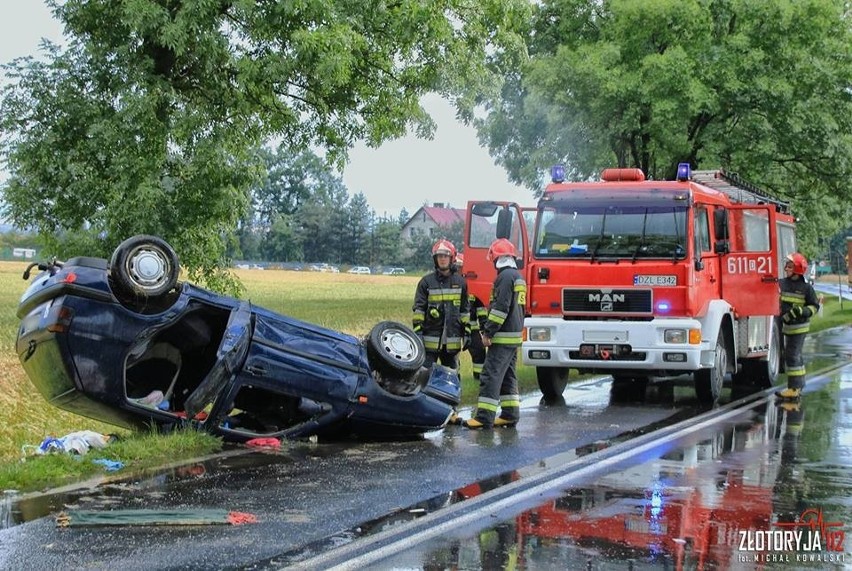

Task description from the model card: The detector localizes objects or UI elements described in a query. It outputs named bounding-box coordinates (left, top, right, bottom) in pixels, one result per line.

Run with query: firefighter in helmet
left=455, top=253, right=488, bottom=380
left=412, top=239, right=470, bottom=374
left=777, top=253, right=820, bottom=400
left=463, top=238, right=526, bottom=429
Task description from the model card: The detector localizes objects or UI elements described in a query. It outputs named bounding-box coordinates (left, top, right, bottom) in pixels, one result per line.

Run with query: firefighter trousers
left=473, top=344, right=520, bottom=425
left=467, top=332, right=486, bottom=379
left=424, top=349, right=459, bottom=371
left=783, top=332, right=806, bottom=390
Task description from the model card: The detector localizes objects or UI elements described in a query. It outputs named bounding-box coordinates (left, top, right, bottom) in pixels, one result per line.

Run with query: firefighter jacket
left=412, top=270, right=470, bottom=352
left=482, top=267, right=526, bottom=345
left=779, top=276, right=820, bottom=335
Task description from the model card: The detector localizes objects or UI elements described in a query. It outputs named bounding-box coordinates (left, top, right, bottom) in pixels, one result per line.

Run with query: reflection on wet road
left=379, top=365, right=852, bottom=571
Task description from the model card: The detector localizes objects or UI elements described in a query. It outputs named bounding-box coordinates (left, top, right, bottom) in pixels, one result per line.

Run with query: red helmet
left=785, top=253, right=808, bottom=275
left=455, top=253, right=464, bottom=266
left=487, top=238, right=517, bottom=261
left=431, top=239, right=456, bottom=262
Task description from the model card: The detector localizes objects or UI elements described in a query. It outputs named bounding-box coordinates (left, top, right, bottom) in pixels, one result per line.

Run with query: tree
left=1, top=0, right=529, bottom=291
left=471, top=0, right=852, bottom=251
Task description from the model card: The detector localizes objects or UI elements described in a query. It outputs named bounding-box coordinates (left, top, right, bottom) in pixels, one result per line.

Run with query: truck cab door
left=719, top=205, right=779, bottom=317
left=464, top=202, right=530, bottom=307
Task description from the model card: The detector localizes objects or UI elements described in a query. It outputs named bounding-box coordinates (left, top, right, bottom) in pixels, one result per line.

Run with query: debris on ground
left=22, top=431, right=116, bottom=457
left=55, top=509, right=258, bottom=527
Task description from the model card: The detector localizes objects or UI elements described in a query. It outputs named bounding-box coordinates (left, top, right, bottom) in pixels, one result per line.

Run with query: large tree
left=471, top=0, right=852, bottom=254
left=1, top=0, right=528, bottom=291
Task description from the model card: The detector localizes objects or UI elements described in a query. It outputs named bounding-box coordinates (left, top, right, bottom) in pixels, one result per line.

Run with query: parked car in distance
left=383, top=268, right=406, bottom=275
left=16, top=236, right=460, bottom=443
left=348, top=266, right=371, bottom=275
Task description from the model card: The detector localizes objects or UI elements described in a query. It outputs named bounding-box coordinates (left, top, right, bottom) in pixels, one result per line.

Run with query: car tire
left=366, top=321, right=425, bottom=377
left=110, top=235, right=180, bottom=299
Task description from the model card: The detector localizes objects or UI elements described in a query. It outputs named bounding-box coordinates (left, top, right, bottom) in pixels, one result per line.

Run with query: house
left=401, top=203, right=465, bottom=242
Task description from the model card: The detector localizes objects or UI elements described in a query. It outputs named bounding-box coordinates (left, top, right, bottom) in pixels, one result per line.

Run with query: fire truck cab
left=463, top=164, right=796, bottom=404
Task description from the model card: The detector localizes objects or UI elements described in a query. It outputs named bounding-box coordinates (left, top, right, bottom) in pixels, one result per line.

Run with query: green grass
left=0, top=261, right=849, bottom=492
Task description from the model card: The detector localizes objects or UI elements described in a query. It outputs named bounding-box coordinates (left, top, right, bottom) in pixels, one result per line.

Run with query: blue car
left=16, top=235, right=459, bottom=442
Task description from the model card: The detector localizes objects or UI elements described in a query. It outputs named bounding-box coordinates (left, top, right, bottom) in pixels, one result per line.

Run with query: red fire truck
left=462, top=164, right=797, bottom=404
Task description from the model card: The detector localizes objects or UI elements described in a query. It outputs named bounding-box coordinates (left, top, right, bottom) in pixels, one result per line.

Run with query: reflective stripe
left=492, top=332, right=522, bottom=345
left=423, top=335, right=441, bottom=350
left=476, top=398, right=499, bottom=412
left=780, top=292, right=805, bottom=303
left=500, top=395, right=520, bottom=408
left=427, top=288, right=463, bottom=303
left=783, top=324, right=810, bottom=335
left=472, top=363, right=484, bottom=373
left=786, top=366, right=806, bottom=377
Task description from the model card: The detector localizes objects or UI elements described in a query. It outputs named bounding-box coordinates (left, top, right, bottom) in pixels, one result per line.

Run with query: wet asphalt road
left=1, top=326, right=850, bottom=570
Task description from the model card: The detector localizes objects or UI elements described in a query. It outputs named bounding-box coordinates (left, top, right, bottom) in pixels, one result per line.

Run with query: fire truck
left=462, top=164, right=797, bottom=404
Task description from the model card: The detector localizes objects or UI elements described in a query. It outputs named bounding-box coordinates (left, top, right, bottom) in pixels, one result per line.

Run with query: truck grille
left=563, top=288, right=652, bottom=315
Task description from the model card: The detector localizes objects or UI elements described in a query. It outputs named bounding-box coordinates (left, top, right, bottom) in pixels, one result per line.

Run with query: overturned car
left=16, top=235, right=459, bottom=442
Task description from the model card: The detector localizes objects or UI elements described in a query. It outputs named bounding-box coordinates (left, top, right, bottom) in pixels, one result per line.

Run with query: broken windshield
left=535, top=204, right=688, bottom=260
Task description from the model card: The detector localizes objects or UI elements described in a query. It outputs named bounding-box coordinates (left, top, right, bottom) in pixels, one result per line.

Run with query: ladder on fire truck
left=692, top=170, right=791, bottom=214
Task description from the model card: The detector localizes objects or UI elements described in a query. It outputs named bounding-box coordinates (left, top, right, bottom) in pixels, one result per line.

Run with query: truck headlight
left=528, top=327, right=552, bottom=342
left=664, top=329, right=687, bottom=344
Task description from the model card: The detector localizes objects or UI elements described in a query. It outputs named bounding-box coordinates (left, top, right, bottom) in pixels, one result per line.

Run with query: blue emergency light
left=551, top=164, right=565, bottom=183
left=676, top=163, right=691, bottom=181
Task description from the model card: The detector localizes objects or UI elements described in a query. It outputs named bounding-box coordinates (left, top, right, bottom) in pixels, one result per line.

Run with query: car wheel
left=536, top=367, right=569, bottom=401
left=695, top=331, right=727, bottom=405
left=367, top=321, right=425, bottom=377
left=110, top=235, right=180, bottom=299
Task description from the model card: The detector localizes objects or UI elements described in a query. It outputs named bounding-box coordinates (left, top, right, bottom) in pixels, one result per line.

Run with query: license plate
left=634, top=274, right=676, bottom=286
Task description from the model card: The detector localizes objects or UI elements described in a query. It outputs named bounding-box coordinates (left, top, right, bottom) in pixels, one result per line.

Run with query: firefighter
left=777, top=253, right=820, bottom=400
left=454, top=253, right=488, bottom=380
left=463, top=238, right=526, bottom=429
left=412, top=238, right=470, bottom=373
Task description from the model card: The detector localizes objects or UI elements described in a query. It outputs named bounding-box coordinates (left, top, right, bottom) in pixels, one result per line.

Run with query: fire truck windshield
left=535, top=204, right=688, bottom=260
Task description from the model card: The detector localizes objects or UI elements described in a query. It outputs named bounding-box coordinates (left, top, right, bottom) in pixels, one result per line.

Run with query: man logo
left=588, top=293, right=626, bottom=303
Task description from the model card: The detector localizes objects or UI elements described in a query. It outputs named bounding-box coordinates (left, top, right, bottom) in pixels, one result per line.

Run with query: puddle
left=383, top=368, right=852, bottom=570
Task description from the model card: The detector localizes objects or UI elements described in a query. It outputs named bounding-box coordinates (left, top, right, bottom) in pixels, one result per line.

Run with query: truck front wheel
left=537, top=367, right=569, bottom=401
left=695, top=332, right=727, bottom=405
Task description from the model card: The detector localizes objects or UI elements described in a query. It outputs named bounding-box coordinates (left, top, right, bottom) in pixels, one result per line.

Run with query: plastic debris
left=55, top=509, right=258, bottom=527
left=92, top=458, right=124, bottom=471
left=23, top=431, right=112, bottom=457
left=245, top=437, right=281, bottom=449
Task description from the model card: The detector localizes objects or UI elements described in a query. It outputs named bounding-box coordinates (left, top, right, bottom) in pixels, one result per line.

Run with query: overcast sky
left=1, top=2, right=535, bottom=218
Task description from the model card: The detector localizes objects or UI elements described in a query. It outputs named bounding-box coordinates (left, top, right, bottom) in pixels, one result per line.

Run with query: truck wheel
left=610, top=376, right=648, bottom=402
left=695, top=332, right=727, bottom=405
left=733, top=320, right=780, bottom=390
left=537, top=367, right=569, bottom=401
left=110, top=235, right=180, bottom=299
left=367, top=321, right=425, bottom=378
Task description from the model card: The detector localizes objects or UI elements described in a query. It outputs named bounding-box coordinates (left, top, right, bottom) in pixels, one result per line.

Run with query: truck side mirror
left=496, top=208, right=513, bottom=239
left=714, top=240, right=729, bottom=254
left=694, top=259, right=705, bottom=271
left=714, top=208, right=729, bottom=242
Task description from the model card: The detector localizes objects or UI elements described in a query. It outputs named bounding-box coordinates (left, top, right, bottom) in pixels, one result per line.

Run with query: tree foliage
left=1, top=0, right=528, bottom=291
left=471, top=0, right=852, bottom=255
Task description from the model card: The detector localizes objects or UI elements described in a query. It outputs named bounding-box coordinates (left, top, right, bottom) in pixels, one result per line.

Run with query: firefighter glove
left=801, top=306, right=813, bottom=319
left=429, top=307, right=441, bottom=319
left=790, top=305, right=804, bottom=319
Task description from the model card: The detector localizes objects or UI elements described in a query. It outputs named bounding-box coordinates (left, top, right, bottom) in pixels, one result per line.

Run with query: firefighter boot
left=493, top=417, right=518, bottom=428
left=776, top=387, right=802, bottom=400
left=462, top=418, right=490, bottom=430
left=447, top=409, right=462, bottom=425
